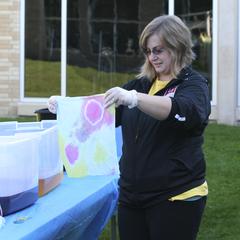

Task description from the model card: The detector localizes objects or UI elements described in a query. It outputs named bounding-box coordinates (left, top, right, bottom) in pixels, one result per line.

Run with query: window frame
left=211, top=0, right=217, bottom=105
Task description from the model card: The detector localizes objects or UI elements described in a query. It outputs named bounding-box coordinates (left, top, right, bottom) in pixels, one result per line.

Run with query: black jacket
left=116, top=67, right=211, bottom=208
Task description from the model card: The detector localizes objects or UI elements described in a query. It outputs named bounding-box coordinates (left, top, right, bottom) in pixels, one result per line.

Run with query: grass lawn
left=25, top=59, right=135, bottom=97
left=0, top=118, right=239, bottom=239
left=198, top=123, right=240, bottom=240
left=0, top=116, right=36, bottom=122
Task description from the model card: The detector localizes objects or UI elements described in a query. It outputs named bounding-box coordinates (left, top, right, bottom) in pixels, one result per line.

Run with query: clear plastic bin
left=0, top=135, right=40, bottom=216
left=16, top=121, right=42, bottom=132
left=14, top=124, right=63, bottom=196
left=0, top=121, right=17, bottom=136
left=41, top=119, right=57, bottom=129
left=0, top=120, right=63, bottom=197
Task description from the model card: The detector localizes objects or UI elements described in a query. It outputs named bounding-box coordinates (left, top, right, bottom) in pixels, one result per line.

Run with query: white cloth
left=57, top=95, right=119, bottom=177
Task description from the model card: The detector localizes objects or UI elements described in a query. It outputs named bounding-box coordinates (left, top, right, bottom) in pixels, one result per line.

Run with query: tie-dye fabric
left=57, top=94, right=119, bottom=177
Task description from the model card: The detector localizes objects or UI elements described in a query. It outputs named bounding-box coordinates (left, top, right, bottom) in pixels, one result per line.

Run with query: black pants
left=118, top=197, right=206, bottom=240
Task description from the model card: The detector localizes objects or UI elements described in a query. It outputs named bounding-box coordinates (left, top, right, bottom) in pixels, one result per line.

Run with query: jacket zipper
left=135, top=127, right=140, bottom=142
left=135, top=132, right=139, bottom=142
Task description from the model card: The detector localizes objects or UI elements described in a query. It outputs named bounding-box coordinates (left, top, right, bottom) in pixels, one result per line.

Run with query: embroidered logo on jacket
left=164, top=86, right=178, bottom=97
left=174, top=114, right=186, bottom=122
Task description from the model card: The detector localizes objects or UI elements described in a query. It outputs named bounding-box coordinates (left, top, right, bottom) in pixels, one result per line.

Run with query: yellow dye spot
left=94, top=144, right=107, bottom=163
left=109, top=105, right=115, bottom=115
left=71, top=161, right=88, bottom=177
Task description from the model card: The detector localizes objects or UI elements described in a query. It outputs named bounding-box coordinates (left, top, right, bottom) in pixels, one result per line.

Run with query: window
left=89, top=0, right=139, bottom=56
left=24, top=0, right=61, bottom=97
left=24, top=1, right=210, bottom=98
left=175, top=0, right=213, bottom=99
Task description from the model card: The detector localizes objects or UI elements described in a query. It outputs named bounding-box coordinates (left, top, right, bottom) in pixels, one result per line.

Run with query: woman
left=104, top=15, right=211, bottom=240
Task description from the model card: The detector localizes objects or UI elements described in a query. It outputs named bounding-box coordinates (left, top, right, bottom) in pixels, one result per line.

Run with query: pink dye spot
left=84, top=99, right=104, bottom=126
left=65, top=144, right=79, bottom=165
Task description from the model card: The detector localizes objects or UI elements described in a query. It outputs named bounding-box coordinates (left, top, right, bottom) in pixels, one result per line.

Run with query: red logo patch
left=164, top=86, right=178, bottom=97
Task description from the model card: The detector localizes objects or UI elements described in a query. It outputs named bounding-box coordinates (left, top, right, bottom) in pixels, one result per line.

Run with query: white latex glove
left=104, top=87, right=138, bottom=109
left=47, top=96, right=63, bottom=114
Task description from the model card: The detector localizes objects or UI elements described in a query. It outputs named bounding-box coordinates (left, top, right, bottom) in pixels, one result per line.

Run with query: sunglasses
left=142, top=46, right=165, bottom=56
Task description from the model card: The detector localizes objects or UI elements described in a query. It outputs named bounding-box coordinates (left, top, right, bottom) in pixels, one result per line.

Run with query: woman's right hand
left=104, top=87, right=138, bottom=109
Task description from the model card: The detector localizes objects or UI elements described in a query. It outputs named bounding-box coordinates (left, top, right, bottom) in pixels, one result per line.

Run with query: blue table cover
left=0, top=174, right=119, bottom=240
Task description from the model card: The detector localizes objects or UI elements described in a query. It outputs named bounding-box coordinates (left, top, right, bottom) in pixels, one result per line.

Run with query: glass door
left=24, top=0, right=61, bottom=98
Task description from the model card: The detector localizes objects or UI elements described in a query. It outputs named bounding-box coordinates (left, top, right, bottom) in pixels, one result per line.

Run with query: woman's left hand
left=104, top=87, right=138, bottom=109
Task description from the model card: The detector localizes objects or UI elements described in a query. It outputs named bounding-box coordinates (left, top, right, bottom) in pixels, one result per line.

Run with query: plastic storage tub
left=0, top=120, right=63, bottom=197
left=0, top=121, right=17, bottom=136
left=0, top=135, right=40, bottom=216
left=41, top=119, right=57, bottom=129
left=14, top=122, right=63, bottom=196
left=35, top=125, right=63, bottom=196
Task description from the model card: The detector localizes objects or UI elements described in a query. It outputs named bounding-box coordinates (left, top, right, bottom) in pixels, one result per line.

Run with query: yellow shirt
left=169, top=181, right=208, bottom=201
left=148, top=79, right=169, bottom=96
left=148, top=79, right=208, bottom=201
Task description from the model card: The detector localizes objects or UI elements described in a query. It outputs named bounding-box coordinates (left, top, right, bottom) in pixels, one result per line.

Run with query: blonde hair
left=137, top=15, right=195, bottom=80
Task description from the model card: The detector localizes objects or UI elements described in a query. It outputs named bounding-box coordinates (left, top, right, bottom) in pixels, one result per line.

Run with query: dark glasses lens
left=142, top=47, right=149, bottom=55
left=142, top=46, right=164, bottom=56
